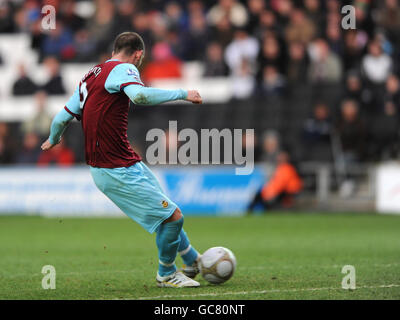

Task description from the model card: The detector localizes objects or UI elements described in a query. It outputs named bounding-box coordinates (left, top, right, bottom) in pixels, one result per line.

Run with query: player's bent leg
left=156, top=208, right=200, bottom=288
left=165, top=207, right=201, bottom=279
left=179, top=229, right=201, bottom=279
left=156, top=208, right=182, bottom=277
left=89, top=165, right=199, bottom=287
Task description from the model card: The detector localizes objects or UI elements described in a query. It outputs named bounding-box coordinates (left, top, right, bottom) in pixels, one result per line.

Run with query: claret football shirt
left=64, top=59, right=143, bottom=168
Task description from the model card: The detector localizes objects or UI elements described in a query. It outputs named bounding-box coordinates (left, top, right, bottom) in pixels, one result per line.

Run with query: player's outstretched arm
left=123, top=84, right=202, bottom=105
left=41, top=108, right=74, bottom=150
left=42, top=84, right=81, bottom=151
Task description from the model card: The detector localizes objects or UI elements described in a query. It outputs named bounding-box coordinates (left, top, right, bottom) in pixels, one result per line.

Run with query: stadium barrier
left=376, top=163, right=400, bottom=215
left=0, top=165, right=266, bottom=217
left=1, top=163, right=394, bottom=216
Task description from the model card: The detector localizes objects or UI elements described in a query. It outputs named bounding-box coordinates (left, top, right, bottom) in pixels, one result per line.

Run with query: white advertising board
left=376, top=163, right=400, bottom=215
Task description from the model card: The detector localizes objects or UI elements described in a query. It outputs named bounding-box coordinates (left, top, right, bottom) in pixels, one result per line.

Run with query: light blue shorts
left=90, top=162, right=178, bottom=234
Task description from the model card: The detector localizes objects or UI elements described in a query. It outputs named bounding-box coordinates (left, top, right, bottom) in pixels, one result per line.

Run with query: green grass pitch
left=0, top=212, right=399, bottom=300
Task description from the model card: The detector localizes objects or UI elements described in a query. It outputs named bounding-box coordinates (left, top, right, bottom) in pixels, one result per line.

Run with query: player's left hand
left=41, top=139, right=55, bottom=151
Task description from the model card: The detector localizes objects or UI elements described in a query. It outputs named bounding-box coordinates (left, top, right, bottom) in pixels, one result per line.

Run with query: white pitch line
left=245, top=262, right=400, bottom=270
left=136, top=284, right=400, bottom=300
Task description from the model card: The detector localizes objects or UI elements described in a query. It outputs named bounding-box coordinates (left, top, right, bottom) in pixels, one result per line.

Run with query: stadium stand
left=0, top=0, right=399, bottom=206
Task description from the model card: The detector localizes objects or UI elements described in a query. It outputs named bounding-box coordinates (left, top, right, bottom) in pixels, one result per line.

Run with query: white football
left=199, top=247, right=237, bottom=284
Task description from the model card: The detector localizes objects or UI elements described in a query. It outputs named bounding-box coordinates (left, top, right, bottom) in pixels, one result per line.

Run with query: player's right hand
left=186, top=90, right=202, bottom=104
left=41, top=138, right=55, bottom=151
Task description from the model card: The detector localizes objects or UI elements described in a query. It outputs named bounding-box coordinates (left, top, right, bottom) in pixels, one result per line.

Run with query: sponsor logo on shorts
left=162, top=200, right=168, bottom=208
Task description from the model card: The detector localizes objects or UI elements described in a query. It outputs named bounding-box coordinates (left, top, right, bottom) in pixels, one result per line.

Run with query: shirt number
left=79, top=81, right=88, bottom=109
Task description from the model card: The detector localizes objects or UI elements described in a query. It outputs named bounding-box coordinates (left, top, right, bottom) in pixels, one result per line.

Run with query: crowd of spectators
left=0, top=0, right=400, bottom=167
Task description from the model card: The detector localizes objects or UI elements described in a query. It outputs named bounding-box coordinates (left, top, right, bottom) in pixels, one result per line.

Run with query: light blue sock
left=178, top=229, right=199, bottom=266
left=156, top=217, right=184, bottom=277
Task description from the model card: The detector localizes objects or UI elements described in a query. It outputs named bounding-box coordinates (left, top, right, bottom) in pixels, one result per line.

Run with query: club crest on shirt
left=162, top=200, right=168, bottom=208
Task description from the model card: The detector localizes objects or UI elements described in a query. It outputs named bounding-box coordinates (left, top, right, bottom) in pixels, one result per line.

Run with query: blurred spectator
left=335, top=99, right=367, bottom=164
left=209, top=13, right=234, bottom=48
left=0, top=0, right=15, bottom=33
left=247, top=151, right=303, bottom=212
left=165, top=28, right=182, bottom=60
left=142, top=42, right=182, bottom=83
left=203, top=42, right=229, bottom=77
left=361, top=39, right=393, bottom=113
left=284, top=8, right=316, bottom=45
left=303, top=103, right=331, bottom=142
left=253, top=9, right=278, bottom=40
left=362, top=40, right=393, bottom=85
left=270, top=0, right=293, bottom=28
left=112, top=0, right=136, bottom=36
left=343, top=71, right=371, bottom=110
left=302, top=103, right=332, bottom=161
left=353, top=0, right=374, bottom=36
left=148, top=11, right=169, bottom=43
left=241, top=130, right=262, bottom=162
left=326, top=20, right=343, bottom=56
left=375, top=0, right=400, bottom=44
left=86, top=0, right=116, bottom=58
left=376, top=31, right=394, bottom=57
left=286, top=41, right=309, bottom=84
left=12, top=63, right=38, bottom=96
left=59, top=0, right=86, bottom=33
left=130, top=12, right=152, bottom=50
left=30, top=12, right=46, bottom=52
left=37, top=138, right=75, bottom=167
left=21, top=91, right=52, bottom=138
left=187, top=0, right=204, bottom=16
left=181, top=9, right=209, bottom=60
left=230, top=58, right=256, bottom=100
left=12, top=4, right=30, bottom=33
left=40, top=22, right=75, bottom=61
left=41, top=56, right=66, bottom=95
left=246, top=0, right=266, bottom=34
left=207, top=0, right=248, bottom=28
left=225, top=29, right=259, bottom=76
left=0, top=122, right=14, bottom=164
left=308, top=39, right=342, bottom=84
left=73, top=29, right=97, bottom=62
left=258, top=35, right=286, bottom=75
left=326, top=0, right=341, bottom=14
left=259, top=130, right=280, bottom=164
left=256, top=65, right=286, bottom=97
left=368, top=100, right=400, bottom=161
left=225, top=29, right=259, bottom=99
left=16, top=131, right=41, bottom=164
left=304, top=0, right=324, bottom=36
left=384, top=74, right=400, bottom=108
left=342, top=29, right=368, bottom=72
left=164, top=1, right=187, bottom=30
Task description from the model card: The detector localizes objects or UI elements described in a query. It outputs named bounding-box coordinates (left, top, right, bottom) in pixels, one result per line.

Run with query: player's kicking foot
left=181, top=256, right=201, bottom=279
left=156, top=271, right=200, bottom=288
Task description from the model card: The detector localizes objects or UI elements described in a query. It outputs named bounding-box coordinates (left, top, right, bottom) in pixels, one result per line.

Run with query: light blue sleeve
left=48, top=85, right=81, bottom=145
left=104, top=63, right=144, bottom=93
left=65, top=85, right=82, bottom=118
left=123, top=84, right=188, bottom=105
left=48, top=108, right=74, bottom=145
